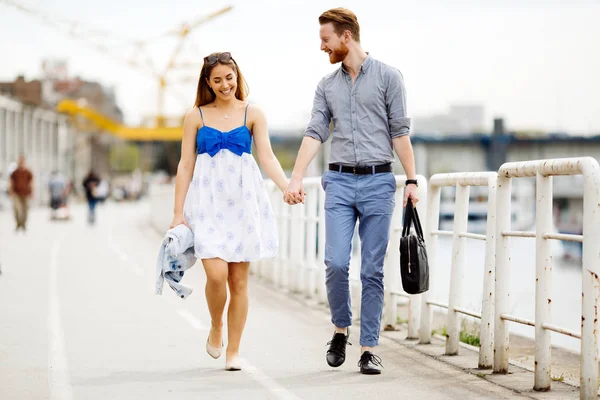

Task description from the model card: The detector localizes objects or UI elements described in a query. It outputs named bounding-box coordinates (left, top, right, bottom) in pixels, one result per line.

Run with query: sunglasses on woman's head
left=204, top=52, right=233, bottom=65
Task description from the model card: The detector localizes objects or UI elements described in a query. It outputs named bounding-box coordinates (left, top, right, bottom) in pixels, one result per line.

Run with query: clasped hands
left=283, top=177, right=305, bottom=205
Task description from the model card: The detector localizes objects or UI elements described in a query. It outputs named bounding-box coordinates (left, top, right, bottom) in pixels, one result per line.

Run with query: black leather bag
left=399, top=199, right=429, bottom=295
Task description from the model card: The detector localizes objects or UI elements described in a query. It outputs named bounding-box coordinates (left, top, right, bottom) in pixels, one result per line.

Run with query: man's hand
left=284, top=176, right=305, bottom=205
left=404, top=184, right=419, bottom=207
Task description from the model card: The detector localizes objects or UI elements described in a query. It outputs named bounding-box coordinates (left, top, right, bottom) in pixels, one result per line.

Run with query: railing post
left=383, top=181, right=403, bottom=331
left=420, top=184, right=441, bottom=344
left=534, top=173, right=553, bottom=391
left=265, top=187, right=280, bottom=279
left=493, top=173, right=512, bottom=373
left=290, top=203, right=305, bottom=293
left=271, top=189, right=281, bottom=286
left=279, top=202, right=290, bottom=290
left=317, top=186, right=328, bottom=304
left=407, top=175, right=428, bottom=339
left=445, top=184, right=470, bottom=355
left=305, top=187, right=318, bottom=299
left=479, top=175, right=497, bottom=369
left=580, top=160, right=600, bottom=399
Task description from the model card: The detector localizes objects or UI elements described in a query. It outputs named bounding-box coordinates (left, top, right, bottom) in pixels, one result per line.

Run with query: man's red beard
left=329, top=42, right=349, bottom=64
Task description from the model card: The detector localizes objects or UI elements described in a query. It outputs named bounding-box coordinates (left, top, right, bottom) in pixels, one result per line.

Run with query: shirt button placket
left=351, top=90, right=360, bottom=165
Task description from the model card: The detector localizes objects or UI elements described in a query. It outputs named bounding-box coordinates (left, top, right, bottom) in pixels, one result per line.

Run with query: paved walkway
left=0, top=201, right=580, bottom=399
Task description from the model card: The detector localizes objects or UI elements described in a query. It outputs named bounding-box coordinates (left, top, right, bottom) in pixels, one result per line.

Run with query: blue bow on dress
left=198, top=126, right=252, bottom=157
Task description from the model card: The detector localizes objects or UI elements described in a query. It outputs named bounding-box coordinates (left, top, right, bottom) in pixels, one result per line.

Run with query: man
left=284, top=8, right=419, bottom=375
left=82, top=169, right=101, bottom=225
left=9, top=155, right=34, bottom=232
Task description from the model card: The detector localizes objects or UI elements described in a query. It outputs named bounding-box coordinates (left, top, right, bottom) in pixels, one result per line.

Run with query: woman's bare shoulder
left=246, top=103, right=266, bottom=122
left=184, top=106, right=203, bottom=127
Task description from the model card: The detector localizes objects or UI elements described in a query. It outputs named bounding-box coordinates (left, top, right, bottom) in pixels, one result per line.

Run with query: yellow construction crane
left=145, top=5, right=233, bottom=130
left=56, top=99, right=183, bottom=141
left=1, top=0, right=233, bottom=141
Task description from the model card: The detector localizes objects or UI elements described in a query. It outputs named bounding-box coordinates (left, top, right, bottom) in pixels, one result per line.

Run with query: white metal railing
left=418, top=172, right=498, bottom=369
left=256, top=177, right=325, bottom=301
left=493, top=157, right=600, bottom=399
left=384, top=175, right=428, bottom=339
left=257, top=174, right=428, bottom=339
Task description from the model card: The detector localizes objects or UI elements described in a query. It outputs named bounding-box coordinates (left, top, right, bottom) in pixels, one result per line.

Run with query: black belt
left=328, top=163, right=392, bottom=175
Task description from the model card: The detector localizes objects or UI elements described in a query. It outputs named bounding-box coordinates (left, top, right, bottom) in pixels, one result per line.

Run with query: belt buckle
left=353, top=166, right=357, bottom=175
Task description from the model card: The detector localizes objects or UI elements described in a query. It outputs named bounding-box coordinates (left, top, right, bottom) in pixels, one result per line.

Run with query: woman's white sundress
left=183, top=105, right=278, bottom=262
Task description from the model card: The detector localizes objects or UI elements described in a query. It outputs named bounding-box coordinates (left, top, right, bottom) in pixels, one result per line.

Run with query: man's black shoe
left=326, top=328, right=351, bottom=367
left=358, top=351, right=383, bottom=375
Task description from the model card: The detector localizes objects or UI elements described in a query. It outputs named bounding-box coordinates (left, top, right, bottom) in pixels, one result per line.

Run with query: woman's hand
left=170, top=213, right=190, bottom=229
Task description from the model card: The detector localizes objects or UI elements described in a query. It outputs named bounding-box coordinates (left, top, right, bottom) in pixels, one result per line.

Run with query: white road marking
left=107, top=232, right=143, bottom=276
left=177, top=309, right=208, bottom=330
left=177, top=309, right=303, bottom=400
left=240, top=360, right=304, bottom=400
left=48, top=233, right=73, bottom=400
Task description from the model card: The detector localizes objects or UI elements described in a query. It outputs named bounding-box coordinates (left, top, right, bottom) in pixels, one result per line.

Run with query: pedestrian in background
left=9, top=155, right=33, bottom=233
left=82, top=170, right=101, bottom=225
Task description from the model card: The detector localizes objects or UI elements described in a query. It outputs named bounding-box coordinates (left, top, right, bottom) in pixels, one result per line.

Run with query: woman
left=170, top=52, right=289, bottom=371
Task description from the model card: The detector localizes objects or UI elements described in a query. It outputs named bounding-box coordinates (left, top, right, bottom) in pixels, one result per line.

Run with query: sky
left=0, top=0, right=599, bottom=134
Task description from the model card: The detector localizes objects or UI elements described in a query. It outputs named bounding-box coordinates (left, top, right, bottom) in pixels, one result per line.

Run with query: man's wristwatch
left=405, top=179, right=418, bottom=187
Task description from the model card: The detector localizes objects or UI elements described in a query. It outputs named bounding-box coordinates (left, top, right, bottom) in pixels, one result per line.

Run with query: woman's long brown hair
left=194, top=52, right=249, bottom=107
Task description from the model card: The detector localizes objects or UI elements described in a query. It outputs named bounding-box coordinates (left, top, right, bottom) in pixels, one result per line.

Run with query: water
left=429, top=236, right=583, bottom=353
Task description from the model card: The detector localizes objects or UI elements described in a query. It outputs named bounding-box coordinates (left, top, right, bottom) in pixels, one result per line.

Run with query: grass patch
left=552, top=374, right=565, bottom=382
left=476, top=372, right=487, bottom=378
left=431, top=325, right=481, bottom=347
left=432, top=326, right=448, bottom=337
left=396, top=317, right=409, bottom=324
left=459, top=330, right=481, bottom=347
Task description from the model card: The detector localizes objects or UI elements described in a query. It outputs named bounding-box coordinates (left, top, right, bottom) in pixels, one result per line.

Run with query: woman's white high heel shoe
left=225, top=355, right=242, bottom=371
left=206, top=328, right=223, bottom=359
left=206, top=339, right=223, bottom=359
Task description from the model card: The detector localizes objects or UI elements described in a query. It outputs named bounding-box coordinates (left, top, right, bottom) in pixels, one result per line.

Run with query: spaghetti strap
left=244, top=104, right=249, bottom=126
left=198, top=106, right=204, bottom=123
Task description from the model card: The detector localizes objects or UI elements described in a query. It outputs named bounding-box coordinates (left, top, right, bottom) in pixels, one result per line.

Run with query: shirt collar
left=341, top=53, right=372, bottom=74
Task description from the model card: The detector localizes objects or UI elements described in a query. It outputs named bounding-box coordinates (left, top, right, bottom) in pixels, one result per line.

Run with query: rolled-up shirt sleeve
left=385, top=68, right=411, bottom=138
left=304, top=79, right=332, bottom=143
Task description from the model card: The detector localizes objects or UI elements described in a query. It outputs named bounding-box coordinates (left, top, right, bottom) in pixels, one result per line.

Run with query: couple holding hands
left=170, top=8, right=418, bottom=374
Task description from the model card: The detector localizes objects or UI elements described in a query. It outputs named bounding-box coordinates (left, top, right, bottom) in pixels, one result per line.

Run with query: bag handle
left=412, top=203, right=425, bottom=239
left=402, top=200, right=413, bottom=237
left=402, top=198, right=424, bottom=239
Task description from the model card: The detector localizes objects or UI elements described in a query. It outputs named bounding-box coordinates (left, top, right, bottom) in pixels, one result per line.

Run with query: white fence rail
left=493, top=157, right=600, bottom=399
left=418, top=172, right=497, bottom=369
left=255, top=177, right=325, bottom=300
left=257, top=175, right=428, bottom=340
